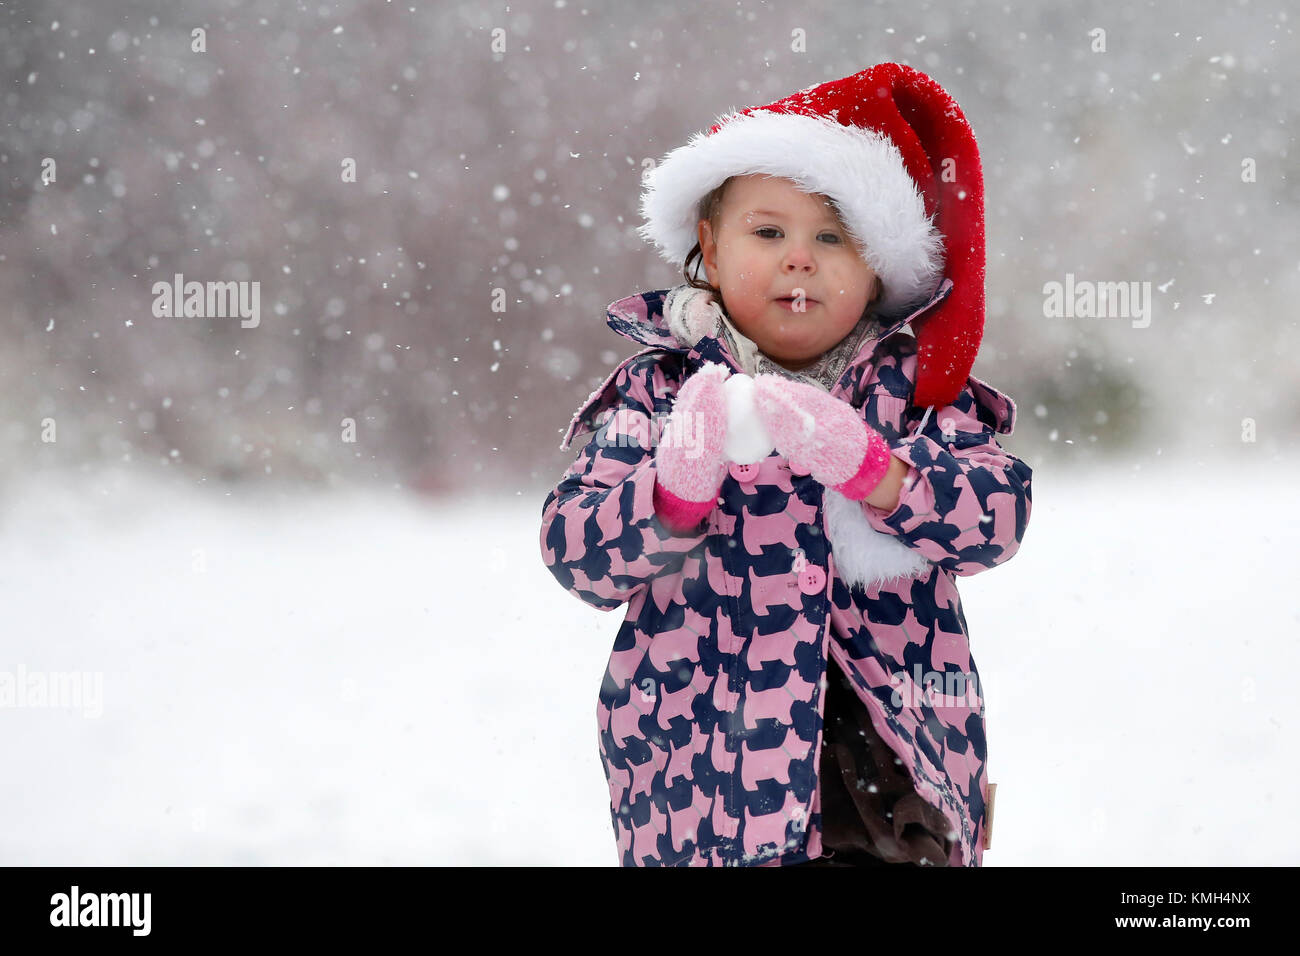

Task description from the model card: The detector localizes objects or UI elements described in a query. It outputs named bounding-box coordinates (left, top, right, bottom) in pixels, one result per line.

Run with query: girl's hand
left=652, top=361, right=731, bottom=531
left=751, top=374, right=892, bottom=501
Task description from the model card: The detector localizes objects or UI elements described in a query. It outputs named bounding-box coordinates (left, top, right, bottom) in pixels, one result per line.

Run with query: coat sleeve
left=540, top=350, right=710, bottom=611
left=856, top=334, right=1033, bottom=577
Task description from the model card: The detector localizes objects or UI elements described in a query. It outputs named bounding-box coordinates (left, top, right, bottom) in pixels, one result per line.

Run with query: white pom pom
left=721, top=373, right=774, bottom=464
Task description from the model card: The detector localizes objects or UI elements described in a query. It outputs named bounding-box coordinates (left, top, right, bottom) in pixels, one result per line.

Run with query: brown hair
left=680, top=177, right=883, bottom=311
left=681, top=178, right=732, bottom=296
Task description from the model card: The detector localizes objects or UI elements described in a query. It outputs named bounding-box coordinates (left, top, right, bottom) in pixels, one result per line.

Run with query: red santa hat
left=637, top=62, right=985, bottom=410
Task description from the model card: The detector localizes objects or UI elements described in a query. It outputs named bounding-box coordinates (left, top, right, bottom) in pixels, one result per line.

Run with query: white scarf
left=666, top=285, right=879, bottom=391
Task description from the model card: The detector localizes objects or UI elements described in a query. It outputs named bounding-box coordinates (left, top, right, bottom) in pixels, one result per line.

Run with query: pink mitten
left=751, top=374, right=892, bottom=501
left=653, top=361, right=731, bottom=532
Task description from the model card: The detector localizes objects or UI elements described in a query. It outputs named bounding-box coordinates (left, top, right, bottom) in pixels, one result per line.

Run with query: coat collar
left=603, top=278, right=954, bottom=392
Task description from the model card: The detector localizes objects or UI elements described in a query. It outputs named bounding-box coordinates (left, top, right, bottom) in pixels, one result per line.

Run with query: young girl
left=540, top=63, right=1032, bottom=867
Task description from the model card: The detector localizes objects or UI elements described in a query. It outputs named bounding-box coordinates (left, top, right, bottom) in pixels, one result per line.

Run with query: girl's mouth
left=775, top=297, right=818, bottom=311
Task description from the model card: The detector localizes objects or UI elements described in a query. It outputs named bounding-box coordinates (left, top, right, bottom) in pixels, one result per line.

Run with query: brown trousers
left=792, top=657, right=955, bottom=867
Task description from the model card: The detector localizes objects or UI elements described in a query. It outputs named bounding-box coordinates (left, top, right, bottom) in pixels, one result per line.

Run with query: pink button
left=797, top=565, right=826, bottom=595
left=729, top=462, right=760, bottom=484
left=786, top=457, right=810, bottom=476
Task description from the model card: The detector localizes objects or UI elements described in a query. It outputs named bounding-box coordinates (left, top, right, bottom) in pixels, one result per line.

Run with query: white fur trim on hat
left=638, top=110, right=947, bottom=317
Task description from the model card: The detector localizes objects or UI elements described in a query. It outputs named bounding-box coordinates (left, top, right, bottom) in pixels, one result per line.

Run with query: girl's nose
left=781, top=241, right=816, bottom=272
left=783, top=251, right=815, bottom=272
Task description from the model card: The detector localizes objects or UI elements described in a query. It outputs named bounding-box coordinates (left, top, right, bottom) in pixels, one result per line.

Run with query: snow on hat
left=637, top=62, right=985, bottom=409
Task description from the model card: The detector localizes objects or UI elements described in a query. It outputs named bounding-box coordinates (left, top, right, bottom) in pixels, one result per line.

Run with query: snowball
left=721, top=373, right=773, bottom=465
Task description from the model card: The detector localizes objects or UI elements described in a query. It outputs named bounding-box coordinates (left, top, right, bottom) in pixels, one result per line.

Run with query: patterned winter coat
left=539, top=279, right=1033, bottom=867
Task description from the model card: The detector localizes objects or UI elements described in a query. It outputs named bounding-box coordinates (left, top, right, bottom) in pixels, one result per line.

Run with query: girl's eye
left=755, top=227, right=841, bottom=243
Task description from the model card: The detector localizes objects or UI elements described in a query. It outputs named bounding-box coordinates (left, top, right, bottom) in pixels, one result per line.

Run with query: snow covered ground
left=0, top=456, right=1295, bottom=865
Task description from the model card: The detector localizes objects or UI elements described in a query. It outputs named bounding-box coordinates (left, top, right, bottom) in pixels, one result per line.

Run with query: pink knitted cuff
left=652, top=480, right=715, bottom=534
left=832, top=431, right=892, bottom=501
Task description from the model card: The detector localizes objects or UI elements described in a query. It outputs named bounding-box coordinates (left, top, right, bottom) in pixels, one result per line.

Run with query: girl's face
left=697, top=174, right=880, bottom=372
